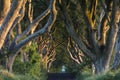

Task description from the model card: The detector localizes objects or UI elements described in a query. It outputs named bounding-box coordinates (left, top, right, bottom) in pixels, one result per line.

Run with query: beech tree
left=0, top=0, right=120, bottom=75
left=36, top=34, right=57, bottom=72
left=0, top=0, right=57, bottom=72
left=59, top=0, right=120, bottom=74
left=67, top=37, right=84, bottom=64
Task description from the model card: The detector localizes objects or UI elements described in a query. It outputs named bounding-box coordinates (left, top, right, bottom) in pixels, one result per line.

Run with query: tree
left=59, top=0, right=119, bottom=74
left=67, top=37, right=84, bottom=64
left=0, top=0, right=119, bottom=75
left=0, top=0, right=57, bottom=72
left=0, top=0, right=11, bottom=26
left=36, top=34, right=57, bottom=72
left=113, top=7, right=120, bottom=69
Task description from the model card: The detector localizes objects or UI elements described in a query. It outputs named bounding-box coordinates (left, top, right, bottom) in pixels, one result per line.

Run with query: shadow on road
left=47, top=73, right=76, bottom=80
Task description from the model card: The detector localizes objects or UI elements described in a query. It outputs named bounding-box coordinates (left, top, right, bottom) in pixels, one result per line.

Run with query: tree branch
left=104, top=0, right=118, bottom=67
left=79, top=0, right=101, bottom=57
left=10, top=0, right=57, bottom=53
left=61, top=6, right=96, bottom=60
left=0, top=0, right=11, bottom=26
left=0, top=0, right=23, bottom=49
left=67, top=38, right=84, bottom=64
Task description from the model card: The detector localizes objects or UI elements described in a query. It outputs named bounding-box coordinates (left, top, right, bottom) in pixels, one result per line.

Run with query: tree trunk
left=21, top=53, right=28, bottom=62
left=113, top=22, right=120, bottom=69
left=113, top=51, right=120, bottom=69
left=6, top=53, right=17, bottom=72
left=94, top=57, right=109, bottom=74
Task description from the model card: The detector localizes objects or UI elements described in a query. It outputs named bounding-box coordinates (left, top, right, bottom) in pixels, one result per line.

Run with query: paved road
left=47, top=73, right=76, bottom=80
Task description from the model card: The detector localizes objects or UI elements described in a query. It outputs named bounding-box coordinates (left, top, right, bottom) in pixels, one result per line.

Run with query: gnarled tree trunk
left=6, top=53, right=18, bottom=72
left=4, top=0, right=57, bottom=72
left=94, top=57, right=109, bottom=74
left=61, top=0, right=118, bottom=74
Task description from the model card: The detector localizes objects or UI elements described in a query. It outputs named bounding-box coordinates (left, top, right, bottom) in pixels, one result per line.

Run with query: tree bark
left=0, top=0, right=23, bottom=49
left=93, top=55, right=113, bottom=74
left=6, top=53, right=18, bottom=72
left=113, top=22, right=120, bottom=69
left=62, top=0, right=118, bottom=74
left=94, top=59, right=105, bottom=74
left=0, top=0, right=11, bottom=26
left=4, top=0, right=57, bottom=73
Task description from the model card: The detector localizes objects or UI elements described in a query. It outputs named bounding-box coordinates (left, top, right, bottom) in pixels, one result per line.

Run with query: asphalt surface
left=47, top=73, right=76, bottom=80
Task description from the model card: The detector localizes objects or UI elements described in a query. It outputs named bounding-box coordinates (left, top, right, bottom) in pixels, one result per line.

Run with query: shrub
left=76, top=70, right=116, bottom=80
left=13, top=43, right=47, bottom=80
left=114, top=70, right=120, bottom=80
left=0, top=70, right=17, bottom=80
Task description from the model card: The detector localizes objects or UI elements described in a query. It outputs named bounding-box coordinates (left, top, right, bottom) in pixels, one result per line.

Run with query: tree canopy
left=0, top=0, right=120, bottom=77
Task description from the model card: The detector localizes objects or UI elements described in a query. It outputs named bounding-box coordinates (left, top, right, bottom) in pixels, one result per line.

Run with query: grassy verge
left=76, top=69, right=120, bottom=80
left=0, top=70, right=46, bottom=80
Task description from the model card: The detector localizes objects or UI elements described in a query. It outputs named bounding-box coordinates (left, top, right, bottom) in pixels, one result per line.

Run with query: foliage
left=0, top=70, right=15, bottom=80
left=13, top=43, right=47, bottom=80
left=0, top=0, right=120, bottom=78
left=76, top=69, right=120, bottom=80
left=0, top=70, right=37, bottom=80
left=50, top=43, right=79, bottom=73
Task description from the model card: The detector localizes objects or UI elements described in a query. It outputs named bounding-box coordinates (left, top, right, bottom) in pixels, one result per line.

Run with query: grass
left=1, top=69, right=120, bottom=80
left=0, top=69, right=46, bottom=80
left=76, top=69, right=120, bottom=80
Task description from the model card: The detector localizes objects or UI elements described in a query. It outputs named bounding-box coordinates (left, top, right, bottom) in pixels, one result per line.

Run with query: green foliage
left=50, top=43, right=79, bottom=73
left=13, top=43, right=47, bottom=80
left=114, top=69, right=120, bottom=80
left=14, top=74, right=34, bottom=80
left=0, top=70, right=36, bottom=80
left=76, top=69, right=120, bottom=80
left=13, top=60, right=29, bottom=74
left=76, top=68, right=92, bottom=80
left=0, top=70, right=15, bottom=80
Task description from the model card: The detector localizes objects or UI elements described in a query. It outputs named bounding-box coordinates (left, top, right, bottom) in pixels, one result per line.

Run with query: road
left=47, top=73, right=76, bottom=80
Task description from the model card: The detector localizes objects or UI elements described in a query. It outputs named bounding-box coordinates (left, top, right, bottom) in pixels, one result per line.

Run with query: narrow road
left=47, top=73, right=76, bottom=80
